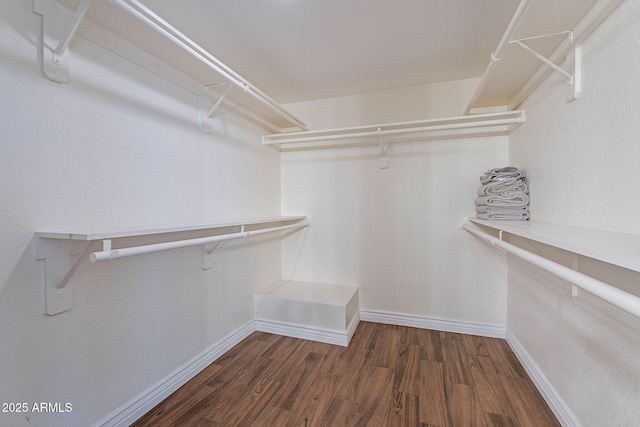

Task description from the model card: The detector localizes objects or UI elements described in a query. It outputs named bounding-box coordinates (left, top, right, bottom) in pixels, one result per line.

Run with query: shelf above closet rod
left=467, top=217, right=640, bottom=273
left=34, top=0, right=308, bottom=133
left=463, top=221, right=640, bottom=320
left=36, top=216, right=309, bottom=315
left=262, top=110, right=524, bottom=151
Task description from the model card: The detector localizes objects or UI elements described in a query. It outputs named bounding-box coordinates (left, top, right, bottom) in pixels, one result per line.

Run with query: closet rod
left=108, top=0, right=308, bottom=131
left=463, top=0, right=530, bottom=114
left=463, top=223, right=640, bottom=320
left=263, top=115, right=523, bottom=146
left=89, top=220, right=310, bottom=263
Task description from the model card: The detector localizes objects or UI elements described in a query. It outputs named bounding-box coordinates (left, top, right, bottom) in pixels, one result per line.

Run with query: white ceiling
left=67, top=0, right=604, bottom=107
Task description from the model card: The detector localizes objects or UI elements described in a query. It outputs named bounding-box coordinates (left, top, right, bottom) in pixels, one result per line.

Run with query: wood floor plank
left=483, top=338, right=527, bottom=379
left=399, top=325, right=422, bottom=345
left=388, top=390, right=420, bottom=427
left=470, top=355, right=517, bottom=418
left=499, top=375, right=561, bottom=427
left=394, top=344, right=421, bottom=394
left=335, top=347, right=376, bottom=402
left=358, top=320, right=383, bottom=350
left=218, top=378, right=282, bottom=426
left=449, top=382, right=486, bottom=427
left=270, top=351, right=324, bottom=411
left=462, top=334, right=491, bottom=357
left=353, top=366, right=394, bottom=426
left=132, top=362, right=223, bottom=425
left=485, top=412, right=522, bottom=427
left=418, top=328, right=444, bottom=362
left=318, top=398, right=358, bottom=427
left=133, top=385, right=217, bottom=427
left=181, top=414, right=221, bottom=427
left=203, top=338, right=272, bottom=388
left=251, top=406, right=292, bottom=427
left=373, top=328, right=401, bottom=369
left=266, top=338, right=316, bottom=383
left=442, top=337, right=470, bottom=385
left=285, top=372, right=340, bottom=427
left=132, top=322, right=560, bottom=427
left=197, top=357, right=275, bottom=421
left=419, top=360, right=451, bottom=427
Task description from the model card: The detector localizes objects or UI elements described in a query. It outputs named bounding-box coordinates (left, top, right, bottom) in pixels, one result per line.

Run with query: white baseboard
left=505, top=328, right=583, bottom=427
left=255, top=310, right=360, bottom=347
left=93, top=320, right=255, bottom=427
left=94, top=311, right=509, bottom=427
left=360, top=309, right=506, bottom=338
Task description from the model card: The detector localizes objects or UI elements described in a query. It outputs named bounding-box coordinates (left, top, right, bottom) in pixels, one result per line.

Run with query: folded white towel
left=480, top=166, right=525, bottom=184
left=476, top=205, right=529, bottom=214
left=476, top=211, right=530, bottom=220
left=477, top=178, right=528, bottom=196
left=475, top=192, right=529, bottom=207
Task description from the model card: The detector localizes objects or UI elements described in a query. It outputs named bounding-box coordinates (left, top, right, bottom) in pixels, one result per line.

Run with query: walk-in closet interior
left=1, top=0, right=639, bottom=425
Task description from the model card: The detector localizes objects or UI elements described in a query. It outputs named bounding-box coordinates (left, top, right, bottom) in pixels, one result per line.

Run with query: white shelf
left=262, top=111, right=524, bottom=151
left=35, top=0, right=308, bottom=133
left=35, top=216, right=307, bottom=242
left=468, top=217, right=640, bottom=273
left=36, top=216, right=309, bottom=315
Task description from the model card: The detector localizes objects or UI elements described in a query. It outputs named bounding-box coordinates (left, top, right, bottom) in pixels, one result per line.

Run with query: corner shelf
left=467, top=217, right=640, bottom=273
left=36, top=216, right=309, bottom=315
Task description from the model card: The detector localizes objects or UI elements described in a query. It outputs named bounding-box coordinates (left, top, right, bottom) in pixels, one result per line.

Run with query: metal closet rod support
left=53, top=0, right=94, bottom=63
left=89, top=220, right=311, bottom=262
left=509, top=31, right=575, bottom=83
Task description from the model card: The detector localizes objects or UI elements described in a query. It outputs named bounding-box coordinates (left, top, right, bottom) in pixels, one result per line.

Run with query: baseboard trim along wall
left=505, top=328, right=583, bottom=427
left=360, top=309, right=506, bottom=338
left=255, top=310, right=360, bottom=347
left=99, top=312, right=585, bottom=427
left=93, top=320, right=256, bottom=427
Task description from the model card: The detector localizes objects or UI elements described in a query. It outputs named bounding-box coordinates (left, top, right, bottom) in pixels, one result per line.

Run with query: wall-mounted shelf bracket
left=36, top=237, right=94, bottom=315
left=33, top=0, right=93, bottom=83
left=509, top=31, right=581, bottom=102
left=202, top=226, right=238, bottom=270
left=199, top=83, right=234, bottom=133
left=377, top=128, right=389, bottom=169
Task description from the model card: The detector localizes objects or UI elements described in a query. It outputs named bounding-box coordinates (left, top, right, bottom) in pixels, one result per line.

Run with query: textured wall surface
left=508, top=1, right=640, bottom=425
left=282, top=83, right=510, bottom=326
left=0, top=2, right=281, bottom=426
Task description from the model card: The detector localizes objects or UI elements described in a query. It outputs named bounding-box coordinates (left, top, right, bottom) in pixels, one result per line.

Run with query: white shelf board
left=468, top=217, right=640, bottom=273
left=36, top=216, right=307, bottom=241
left=263, top=110, right=524, bottom=151
left=50, top=0, right=308, bottom=133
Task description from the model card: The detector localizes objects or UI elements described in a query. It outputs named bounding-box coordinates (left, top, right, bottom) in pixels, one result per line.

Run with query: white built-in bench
left=254, top=280, right=359, bottom=346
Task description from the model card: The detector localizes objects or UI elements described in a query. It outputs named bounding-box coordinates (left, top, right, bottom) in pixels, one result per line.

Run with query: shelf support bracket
left=36, top=237, right=94, bottom=315
left=202, top=226, right=237, bottom=269
left=199, top=83, right=234, bottom=133
left=33, top=0, right=93, bottom=83
left=509, top=31, right=581, bottom=102
left=377, top=128, right=389, bottom=169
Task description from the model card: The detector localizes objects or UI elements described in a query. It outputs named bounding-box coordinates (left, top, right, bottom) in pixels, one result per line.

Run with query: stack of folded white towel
left=475, top=166, right=529, bottom=220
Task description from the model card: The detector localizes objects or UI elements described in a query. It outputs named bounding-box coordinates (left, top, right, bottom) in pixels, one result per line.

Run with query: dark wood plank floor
left=132, top=322, right=560, bottom=427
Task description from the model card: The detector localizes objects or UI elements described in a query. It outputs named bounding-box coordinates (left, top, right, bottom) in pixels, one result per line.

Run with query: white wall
left=0, top=2, right=281, bottom=426
left=508, top=1, right=640, bottom=425
left=286, top=77, right=481, bottom=130
left=281, top=82, right=509, bottom=327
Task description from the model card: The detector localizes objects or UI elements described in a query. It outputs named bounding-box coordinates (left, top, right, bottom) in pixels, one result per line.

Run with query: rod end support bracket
left=566, top=45, right=581, bottom=102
